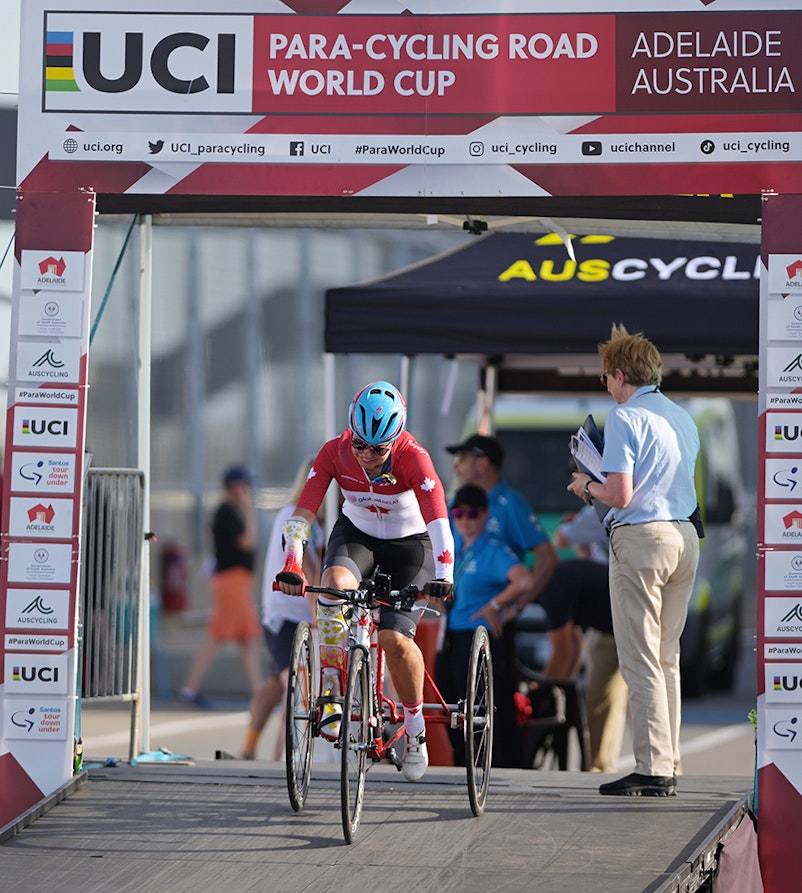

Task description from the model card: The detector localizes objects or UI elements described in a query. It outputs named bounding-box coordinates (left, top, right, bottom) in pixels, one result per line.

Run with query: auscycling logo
left=776, top=604, right=802, bottom=633
left=778, top=355, right=802, bottom=383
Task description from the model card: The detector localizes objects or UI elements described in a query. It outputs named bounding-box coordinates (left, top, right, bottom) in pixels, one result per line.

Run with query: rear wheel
left=341, top=646, right=370, bottom=844
left=285, top=621, right=315, bottom=813
left=465, top=626, right=494, bottom=816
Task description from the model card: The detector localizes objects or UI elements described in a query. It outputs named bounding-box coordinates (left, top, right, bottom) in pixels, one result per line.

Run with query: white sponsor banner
left=766, top=642, right=802, bottom=660
left=10, top=452, right=77, bottom=494
left=765, top=597, right=802, bottom=638
left=765, top=550, right=802, bottom=592
left=766, top=662, right=802, bottom=703
left=12, top=406, right=78, bottom=448
left=4, top=653, right=69, bottom=694
left=5, top=633, right=69, bottom=652
left=765, top=707, right=802, bottom=750
left=766, top=348, right=802, bottom=389
left=16, top=341, right=82, bottom=385
left=767, top=298, right=802, bottom=341
left=767, top=393, right=802, bottom=408
left=765, top=458, right=802, bottom=499
left=20, top=250, right=86, bottom=292
left=3, top=700, right=68, bottom=741
left=14, top=386, right=80, bottom=407
left=7, top=543, right=73, bottom=585
left=46, top=128, right=802, bottom=167
left=7, top=496, right=76, bottom=539
left=18, top=294, right=85, bottom=339
left=769, top=254, right=802, bottom=295
left=765, top=504, right=802, bottom=546
left=765, top=411, right=802, bottom=454
left=5, top=589, right=71, bottom=631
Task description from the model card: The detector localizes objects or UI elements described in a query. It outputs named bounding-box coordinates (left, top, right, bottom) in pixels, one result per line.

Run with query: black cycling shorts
left=323, top=514, right=433, bottom=638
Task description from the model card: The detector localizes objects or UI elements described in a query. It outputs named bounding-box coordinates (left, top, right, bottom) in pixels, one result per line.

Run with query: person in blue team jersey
left=436, top=484, right=534, bottom=767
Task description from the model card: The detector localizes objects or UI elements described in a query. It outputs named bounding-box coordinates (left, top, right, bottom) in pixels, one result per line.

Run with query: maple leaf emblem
left=420, top=477, right=436, bottom=492
left=437, top=549, right=453, bottom=566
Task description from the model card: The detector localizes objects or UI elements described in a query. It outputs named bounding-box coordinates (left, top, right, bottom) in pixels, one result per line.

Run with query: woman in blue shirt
left=437, top=484, right=534, bottom=767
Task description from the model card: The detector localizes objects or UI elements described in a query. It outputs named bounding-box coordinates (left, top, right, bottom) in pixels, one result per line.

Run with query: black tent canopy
left=325, top=232, right=760, bottom=393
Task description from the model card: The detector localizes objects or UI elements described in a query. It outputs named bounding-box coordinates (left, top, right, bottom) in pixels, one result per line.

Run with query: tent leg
left=324, top=353, right=338, bottom=540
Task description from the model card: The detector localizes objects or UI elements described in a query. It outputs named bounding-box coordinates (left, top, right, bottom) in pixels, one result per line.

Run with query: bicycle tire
left=285, top=621, right=315, bottom=813
left=465, top=625, right=494, bottom=816
left=341, top=646, right=370, bottom=844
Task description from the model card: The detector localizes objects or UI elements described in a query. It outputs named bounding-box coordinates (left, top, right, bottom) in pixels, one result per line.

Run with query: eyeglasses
left=352, top=437, right=392, bottom=456
left=452, top=506, right=482, bottom=519
left=600, top=372, right=609, bottom=387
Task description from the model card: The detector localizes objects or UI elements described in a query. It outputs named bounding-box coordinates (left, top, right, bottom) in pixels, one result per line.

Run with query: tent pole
left=323, top=353, right=337, bottom=539
left=400, top=355, right=412, bottom=399
left=136, top=213, right=153, bottom=757
left=485, top=364, right=498, bottom=435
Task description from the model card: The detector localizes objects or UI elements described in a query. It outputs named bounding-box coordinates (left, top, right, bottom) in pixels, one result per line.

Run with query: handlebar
left=272, top=574, right=422, bottom=612
left=305, top=582, right=421, bottom=613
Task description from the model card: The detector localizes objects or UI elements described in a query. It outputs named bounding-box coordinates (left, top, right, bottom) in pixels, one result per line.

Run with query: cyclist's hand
left=423, top=579, right=454, bottom=602
left=274, top=572, right=306, bottom=596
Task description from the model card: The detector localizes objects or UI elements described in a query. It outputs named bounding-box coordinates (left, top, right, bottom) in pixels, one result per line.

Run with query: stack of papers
left=569, top=415, right=611, bottom=523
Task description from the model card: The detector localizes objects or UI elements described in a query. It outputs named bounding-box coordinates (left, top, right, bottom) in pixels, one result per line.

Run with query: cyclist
left=275, top=381, right=454, bottom=781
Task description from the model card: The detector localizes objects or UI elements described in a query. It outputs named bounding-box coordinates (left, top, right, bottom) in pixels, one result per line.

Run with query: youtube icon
left=582, top=141, right=603, bottom=156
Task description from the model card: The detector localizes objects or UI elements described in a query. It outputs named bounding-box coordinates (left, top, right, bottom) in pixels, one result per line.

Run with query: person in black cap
left=445, top=433, right=558, bottom=599
left=437, top=483, right=534, bottom=767
left=178, top=464, right=262, bottom=708
left=445, top=434, right=558, bottom=766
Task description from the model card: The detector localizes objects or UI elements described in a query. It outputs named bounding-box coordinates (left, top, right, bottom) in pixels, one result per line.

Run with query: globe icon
left=63, top=138, right=78, bottom=154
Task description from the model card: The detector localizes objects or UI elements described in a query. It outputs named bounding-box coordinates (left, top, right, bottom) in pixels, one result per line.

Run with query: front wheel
left=465, top=626, right=494, bottom=816
left=341, top=646, right=371, bottom=844
left=285, top=621, right=315, bottom=813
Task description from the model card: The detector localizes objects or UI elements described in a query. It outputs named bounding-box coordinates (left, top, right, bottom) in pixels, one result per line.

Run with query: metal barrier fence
left=79, top=469, right=145, bottom=757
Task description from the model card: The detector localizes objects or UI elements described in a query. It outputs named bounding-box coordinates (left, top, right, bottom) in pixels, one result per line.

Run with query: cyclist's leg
left=317, top=518, right=375, bottom=736
left=375, top=534, right=432, bottom=746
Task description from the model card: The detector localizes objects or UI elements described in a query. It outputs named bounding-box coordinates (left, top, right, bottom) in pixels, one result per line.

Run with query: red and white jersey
left=296, top=430, right=454, bottom=582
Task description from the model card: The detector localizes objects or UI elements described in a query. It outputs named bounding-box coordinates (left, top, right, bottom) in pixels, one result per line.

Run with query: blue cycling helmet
left=349, top=381, right=407, bottom=446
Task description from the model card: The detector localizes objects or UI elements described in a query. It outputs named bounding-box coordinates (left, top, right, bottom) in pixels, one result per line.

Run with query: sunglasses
left=352, top=437, right=392, bottom=456
left=452, top=506, right=482, bottom=519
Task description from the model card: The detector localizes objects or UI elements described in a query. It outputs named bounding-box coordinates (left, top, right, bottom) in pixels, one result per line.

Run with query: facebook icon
left=289, top=141, right=304, bottom=156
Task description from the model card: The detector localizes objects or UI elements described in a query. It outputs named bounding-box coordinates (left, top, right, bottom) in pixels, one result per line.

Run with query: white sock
left=403, top=700, right=425, bottom=738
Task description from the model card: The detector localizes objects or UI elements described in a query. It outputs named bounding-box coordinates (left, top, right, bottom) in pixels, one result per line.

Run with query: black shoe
left=599, top=772, right=677, bottom=797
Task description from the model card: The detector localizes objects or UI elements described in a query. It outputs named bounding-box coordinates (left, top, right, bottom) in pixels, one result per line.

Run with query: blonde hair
left=598, top=323, right=662, bottom=387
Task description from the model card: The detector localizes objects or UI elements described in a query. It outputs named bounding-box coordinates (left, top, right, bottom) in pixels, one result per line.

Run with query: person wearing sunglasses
left=445, top=432, right=559, bottom=766
left=437, top=484, right=534, bottom=767
left=567, top=324, right=700, bottom=798
left=274, top=381, right=454, bottom=782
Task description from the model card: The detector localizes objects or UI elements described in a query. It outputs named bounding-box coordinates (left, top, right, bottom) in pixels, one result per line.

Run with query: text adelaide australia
left=618, top=15, right=800, bottom=112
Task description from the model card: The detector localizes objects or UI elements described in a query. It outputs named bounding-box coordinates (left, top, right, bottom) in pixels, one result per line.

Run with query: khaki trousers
left=608, top=521, right=699, bottom=777
left=584, top=629, right=629, bottom=773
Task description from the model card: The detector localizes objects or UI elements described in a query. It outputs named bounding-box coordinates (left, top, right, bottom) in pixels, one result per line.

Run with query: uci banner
left=16, top=0, right=802, bottom=199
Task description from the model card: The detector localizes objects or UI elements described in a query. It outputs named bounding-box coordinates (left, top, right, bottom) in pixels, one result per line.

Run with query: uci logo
left=44, top=14, right=253, bottom=113
left=82, top=32, right=236, bottom=95
left=12, top=665, right=59, bottom=683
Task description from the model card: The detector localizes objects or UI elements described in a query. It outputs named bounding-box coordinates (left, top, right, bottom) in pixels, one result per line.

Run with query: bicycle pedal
left=386, top=747, right=403, bottom=771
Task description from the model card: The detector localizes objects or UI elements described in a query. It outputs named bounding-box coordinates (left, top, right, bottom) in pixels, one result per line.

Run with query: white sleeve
left=425, top=517, right=455, bottom=583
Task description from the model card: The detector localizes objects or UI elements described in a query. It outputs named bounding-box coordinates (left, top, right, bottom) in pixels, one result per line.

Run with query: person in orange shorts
left=178, top=465, right=262, bottom=708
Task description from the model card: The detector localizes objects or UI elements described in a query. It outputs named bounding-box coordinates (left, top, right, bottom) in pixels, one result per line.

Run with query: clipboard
left=569, top=414, right=611, bottom=524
